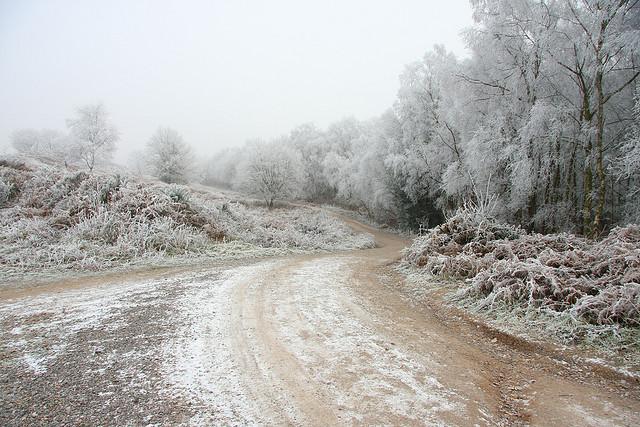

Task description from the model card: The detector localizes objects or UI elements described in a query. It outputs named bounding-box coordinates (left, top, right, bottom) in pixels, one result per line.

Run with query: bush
left=0, top=178, right=11, bottom=206
left=0, top=159, right=30, bottom=171
left=163, top=184, right=190, bottom=204
left=216, top=203, right=375, bottom=251
left=404, top=211, right=640, bottom=328
left=0, top=165, right=219, bottom=272
left=0, top=161, right=373, bottom=275
left=98, top=174, right=126, bottom=204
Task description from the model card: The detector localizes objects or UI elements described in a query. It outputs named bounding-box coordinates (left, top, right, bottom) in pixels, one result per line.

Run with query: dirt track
left=1, top=218, right=639, bottom=426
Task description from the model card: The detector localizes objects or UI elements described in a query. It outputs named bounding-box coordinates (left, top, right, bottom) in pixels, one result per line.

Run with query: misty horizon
left=0, top=0, right=473, bottom=162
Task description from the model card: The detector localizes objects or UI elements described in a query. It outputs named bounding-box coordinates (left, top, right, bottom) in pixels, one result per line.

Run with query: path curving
left=1, top=217, right=639, bottom=426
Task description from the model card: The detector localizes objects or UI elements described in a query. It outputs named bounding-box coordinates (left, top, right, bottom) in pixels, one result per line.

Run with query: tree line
left=11, top=104, right=195, bottom=185
left=9, top=1, right=639, bottom=235
left=206, top=0, right=640, bottom=235
left=11, top=104, right=119, bottom=172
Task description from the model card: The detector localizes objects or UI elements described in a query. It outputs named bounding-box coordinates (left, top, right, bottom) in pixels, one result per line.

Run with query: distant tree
left=126, top=149, right=148, bottom=177
left=240, top=142, right=303, bottom=208
left=613, top=84, right=640, bottom=222
left=11, top=128, right=78, bottom=167
left=66, top=103, right=119, bottom=172
left=203, top=0, right=639, bottom=234
left=202, top=148, right=243, bottom=188
left=288, top=123, right=335, bottom=202
left=146, top=127, right=193, bottom=184
left=11, top=129, right=53, bottom=155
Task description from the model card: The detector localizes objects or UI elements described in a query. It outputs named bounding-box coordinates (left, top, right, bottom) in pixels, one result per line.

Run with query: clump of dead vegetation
left=0, top=162, right=220, bottom=271
left=403, top=206, right=640, bottom=337
left=0, top=159, right=374, bottom=275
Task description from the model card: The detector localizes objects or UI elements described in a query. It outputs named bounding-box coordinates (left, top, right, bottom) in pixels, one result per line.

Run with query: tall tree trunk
left=593, top=71, right=606, bottom=236
left=566, top=143, right=577, bottom=225
left=592, top=20, right=607, bottom=236
left=582, top=140, right=593, bottom=236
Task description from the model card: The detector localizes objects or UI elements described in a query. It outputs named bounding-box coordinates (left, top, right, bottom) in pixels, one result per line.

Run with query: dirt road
left=1, top=218, right=639, bottom=426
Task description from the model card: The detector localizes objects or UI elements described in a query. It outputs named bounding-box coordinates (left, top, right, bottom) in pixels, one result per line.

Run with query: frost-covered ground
left=0, top=258, right=471, bottom=426
left=163, top=258, right=468, bottom=425
left=163, top=262, right=278, bottom=425
left=0, top=270, right=209, bottom=425
left=0, top=158, right=374, bottom=283
left=265, top=258, right=461, bottom=424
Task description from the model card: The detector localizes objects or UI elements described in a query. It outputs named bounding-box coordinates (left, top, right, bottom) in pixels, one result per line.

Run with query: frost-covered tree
left=288, top=124, right=335, bottom=202
left=66, top=103, right=119, bottom=172
left=203, top=148, right=244, bottom=189
left=203, top=0, right=639, bottom=234
left=457, top=0, right=561, bottom=227
left=239, top=141, right=303, bottom=208
left=126, top=149, right=148, bottom=177
left=449, top=0, right=640, bottom=233
left=614, top=83, right=640, bottom=222
left=146, top=127, right=194, bottom=184
left=540, top=0, right=640, bottom=234
left=12, top=128, right=58, bottom=155
left=350, top=116, right=395, bottom=222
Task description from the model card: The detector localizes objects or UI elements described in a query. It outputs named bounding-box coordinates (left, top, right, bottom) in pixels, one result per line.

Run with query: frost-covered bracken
left=0, top=160, right=374, bottom=277
left=403, top=208, right=640, bottom=329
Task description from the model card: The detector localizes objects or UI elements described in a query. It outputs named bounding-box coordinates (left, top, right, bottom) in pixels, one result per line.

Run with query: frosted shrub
left=573, top=284, right=640, bottom=327
left=0, top=165, right=216, bottom=272
left=404, top=211, right=640, bottom=328
left=219, top=205, right=375, bottom=250
left=71, top=208, right=124, bottom=244
left=403, top=209, right=522, bottom=275
left=98, top=174, right=126, bottom=204
left=163, top=184, right=191, bottom=204
left=0, top=177, right=11, bottom=205
left=140, top=217, right=209, bottom=253
left=0, top=162, right=373, bottom=276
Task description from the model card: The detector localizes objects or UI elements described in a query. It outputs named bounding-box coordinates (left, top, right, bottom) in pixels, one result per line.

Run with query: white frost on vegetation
left=402, top=209, right=640, bottom=369
left=0, top=161, right=374, bottom=280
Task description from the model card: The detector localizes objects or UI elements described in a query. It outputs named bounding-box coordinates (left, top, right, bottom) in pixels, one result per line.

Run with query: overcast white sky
left=0, top=0, right=473, bottom=162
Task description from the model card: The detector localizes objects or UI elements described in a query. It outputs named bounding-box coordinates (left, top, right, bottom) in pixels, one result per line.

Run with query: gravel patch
left=0, top=272, right=225, bottom=426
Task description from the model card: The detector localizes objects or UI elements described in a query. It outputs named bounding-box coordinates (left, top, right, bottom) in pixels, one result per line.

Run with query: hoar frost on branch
left=238, top=142, right=303, bottom=209
left=11, top=103, right=119, bottom=172
left=146, top=127, right=194, bottom=184
left=66, top=103, right=119, bottom=172
left=612, top=83, right=640, bottom=222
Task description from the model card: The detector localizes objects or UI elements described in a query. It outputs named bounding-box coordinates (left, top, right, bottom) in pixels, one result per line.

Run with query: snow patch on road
left=0, top=278, right=165, bottom=374
left=162, top=261, right=282, bottom=426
